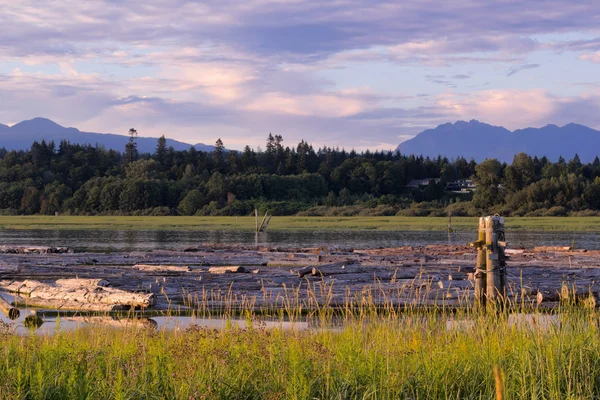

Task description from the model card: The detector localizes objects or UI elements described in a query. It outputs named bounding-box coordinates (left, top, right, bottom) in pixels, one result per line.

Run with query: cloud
left=1, top=1, right=600, bottom=151
left=436, top=89, right=600, bottom=131
left=507, top=64, right=540, bottom=77
left=578, top=52, right=600, bottom=63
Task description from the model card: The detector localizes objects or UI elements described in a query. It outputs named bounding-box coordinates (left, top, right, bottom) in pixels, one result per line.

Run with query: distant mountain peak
left=11, top=117, right=65, bottom=131
left=398, top=120, right=600, bottom=162
left=0, top=117, right=216, bottom=153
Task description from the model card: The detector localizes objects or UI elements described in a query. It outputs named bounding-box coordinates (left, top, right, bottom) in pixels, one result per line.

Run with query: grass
left=2, top=301, right=600, bottom=399
left=0, top=215, right=599, bottom=231
left=1, top=278, right=600, bottom=399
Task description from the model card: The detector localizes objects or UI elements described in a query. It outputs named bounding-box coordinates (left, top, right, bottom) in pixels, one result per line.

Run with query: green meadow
left=0, top=215, right=598, bottom=231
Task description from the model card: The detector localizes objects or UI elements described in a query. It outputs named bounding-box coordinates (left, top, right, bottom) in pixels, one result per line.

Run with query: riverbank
left=0, top=215, right=598, bottom=231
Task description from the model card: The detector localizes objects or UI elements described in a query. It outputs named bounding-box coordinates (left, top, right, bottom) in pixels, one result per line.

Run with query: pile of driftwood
left=0, top=243, right=599, bottom=316
left=0, top=278, right=154, bottom=312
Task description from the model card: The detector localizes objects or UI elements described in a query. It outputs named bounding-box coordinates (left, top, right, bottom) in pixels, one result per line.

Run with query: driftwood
left=135, top=264, right=191, bottom=272
left=534, top=246, right=572, bottom=252
left=311, top=263, right=363, bottom=277
left=2, top=243, right=600, bottom=311
left=0, top=295, right=19, bottom=319
left=296, top=266, right=313, bottom=278
left=0, top=245, right=71, bottom=254
left=208, top=266, right=246, bottom=274
left=0, top=279, right=154, bottom=311
left=24, top=314, right=44, bottom=329
left=63, top=316, right=158, bottom=329
left=505, top=249, right=525, bottom=255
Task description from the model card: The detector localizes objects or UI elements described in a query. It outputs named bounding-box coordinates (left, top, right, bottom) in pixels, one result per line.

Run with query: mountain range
left=398, top=120, right=600, bottom=162
left=3, top=117, right=600, bottom=163
left=0, top=118, right=215, bottom=153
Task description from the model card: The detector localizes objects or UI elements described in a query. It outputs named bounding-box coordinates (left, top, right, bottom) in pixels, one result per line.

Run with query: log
left=505, top=249, right=525, bottom=255
left=534, top=246, right=572, bottom=252
left=24, top=314, right=44, bottom=329
left=0, top=294, right=19, bottom=319
left=208, top=266, right=246, bottom=274
left=0, top=279, right=155, bottom=311
left=296, top=267, right=313, bottom=278
left=0, top=245, right=72, bottom=254
left=311, top=263, right=363, bottom=277
left=55, top=279, right=110, bottom=287
left=64, top=316, right=158, bottom=329
left=135, top=264, right=191, bottom=272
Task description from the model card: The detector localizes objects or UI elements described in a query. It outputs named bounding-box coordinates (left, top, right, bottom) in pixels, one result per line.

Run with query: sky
left=1, top=1, right=600, bottom=151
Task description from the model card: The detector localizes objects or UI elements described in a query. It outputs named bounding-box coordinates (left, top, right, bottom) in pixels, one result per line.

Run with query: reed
left=1, top=286, right=600, bottom=399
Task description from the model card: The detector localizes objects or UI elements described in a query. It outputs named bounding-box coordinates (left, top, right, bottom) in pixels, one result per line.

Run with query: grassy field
left=0, top=215, right=599, bottom=231
left=1, top=304, right=600, bottom=399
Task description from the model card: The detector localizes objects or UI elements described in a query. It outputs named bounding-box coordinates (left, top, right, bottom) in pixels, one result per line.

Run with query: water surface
left=0, top=229, right=596, bottom=252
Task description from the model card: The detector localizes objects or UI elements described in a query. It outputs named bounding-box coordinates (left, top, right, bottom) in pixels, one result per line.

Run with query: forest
left=1, top=130, right=599, bottom=217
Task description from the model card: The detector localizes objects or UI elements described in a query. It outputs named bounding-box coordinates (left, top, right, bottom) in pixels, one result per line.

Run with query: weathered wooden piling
left=0, top=294, right=19, bottom=320
left=485, top=216, right=507, bottom=304
left=254, top=209, right=272, bottom=232
left=470, top=215, right=507, bottom=307
left=474, top=217, right=487, bottom=305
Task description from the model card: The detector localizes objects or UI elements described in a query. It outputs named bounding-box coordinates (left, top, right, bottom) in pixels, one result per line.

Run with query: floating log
left=0, top=295, right=19, bottom=319
left=135, top=264, right=191, bottom=272
left=311, top=263, right=363, bottom=277
left=0, top=279, right=155, bottom=311
left=208, top=266, right=246, bottom=274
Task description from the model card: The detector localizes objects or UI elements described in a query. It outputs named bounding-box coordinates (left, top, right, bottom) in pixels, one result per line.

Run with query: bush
left=358, top=205, right=398, bottom=216
left=545, top=206, right=567, bottom=216
left=524, top=209, right=546, bottom=217
left=396, top=208, right=429, bottom=217
left=569, top=210, right=600, bottom=217
left=444, top=201, right=480, bottom=217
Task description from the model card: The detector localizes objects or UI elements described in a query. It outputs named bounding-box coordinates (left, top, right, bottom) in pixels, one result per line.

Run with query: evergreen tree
left=213, top=138, right=225, bottom=171
left=155, top=135, right=167, bottom=165
left=124, top=128, right=138, bottom=165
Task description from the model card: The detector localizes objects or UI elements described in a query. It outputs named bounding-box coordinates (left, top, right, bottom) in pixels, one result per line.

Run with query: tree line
left=0, top=131, right=598, bottom=217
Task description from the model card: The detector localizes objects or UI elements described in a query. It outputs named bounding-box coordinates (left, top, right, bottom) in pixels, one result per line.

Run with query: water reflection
left=0, top=229, right=596, bottom=252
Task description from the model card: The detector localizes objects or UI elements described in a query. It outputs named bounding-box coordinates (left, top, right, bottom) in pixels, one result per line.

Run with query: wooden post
left=0, top=295, right=19, bottom=320
left=485, top=216, right=506, bottom=306
left=474, top=217, right=486, bottom=306
left=471, top=215, right=507, bottom=308
left=255, top=209, right=259, bottom=233
left=261, top=215, right=272, bottom=232
left=259, top=210, right=268, bottom=232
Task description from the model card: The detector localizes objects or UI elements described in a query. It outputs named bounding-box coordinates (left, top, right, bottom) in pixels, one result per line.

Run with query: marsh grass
left=0, top=215, right=597, bottom=231
left=2, top=283, right=600, bottom=399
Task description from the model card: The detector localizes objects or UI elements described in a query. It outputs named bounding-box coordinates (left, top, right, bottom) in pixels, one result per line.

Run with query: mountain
left=397, top=120, right=600, bottom=162
left=0, top=118, right=215, bottom=153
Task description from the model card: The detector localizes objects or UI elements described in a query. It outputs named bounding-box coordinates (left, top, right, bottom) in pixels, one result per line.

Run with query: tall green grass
left=2, top=295, right=600, bottom=399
